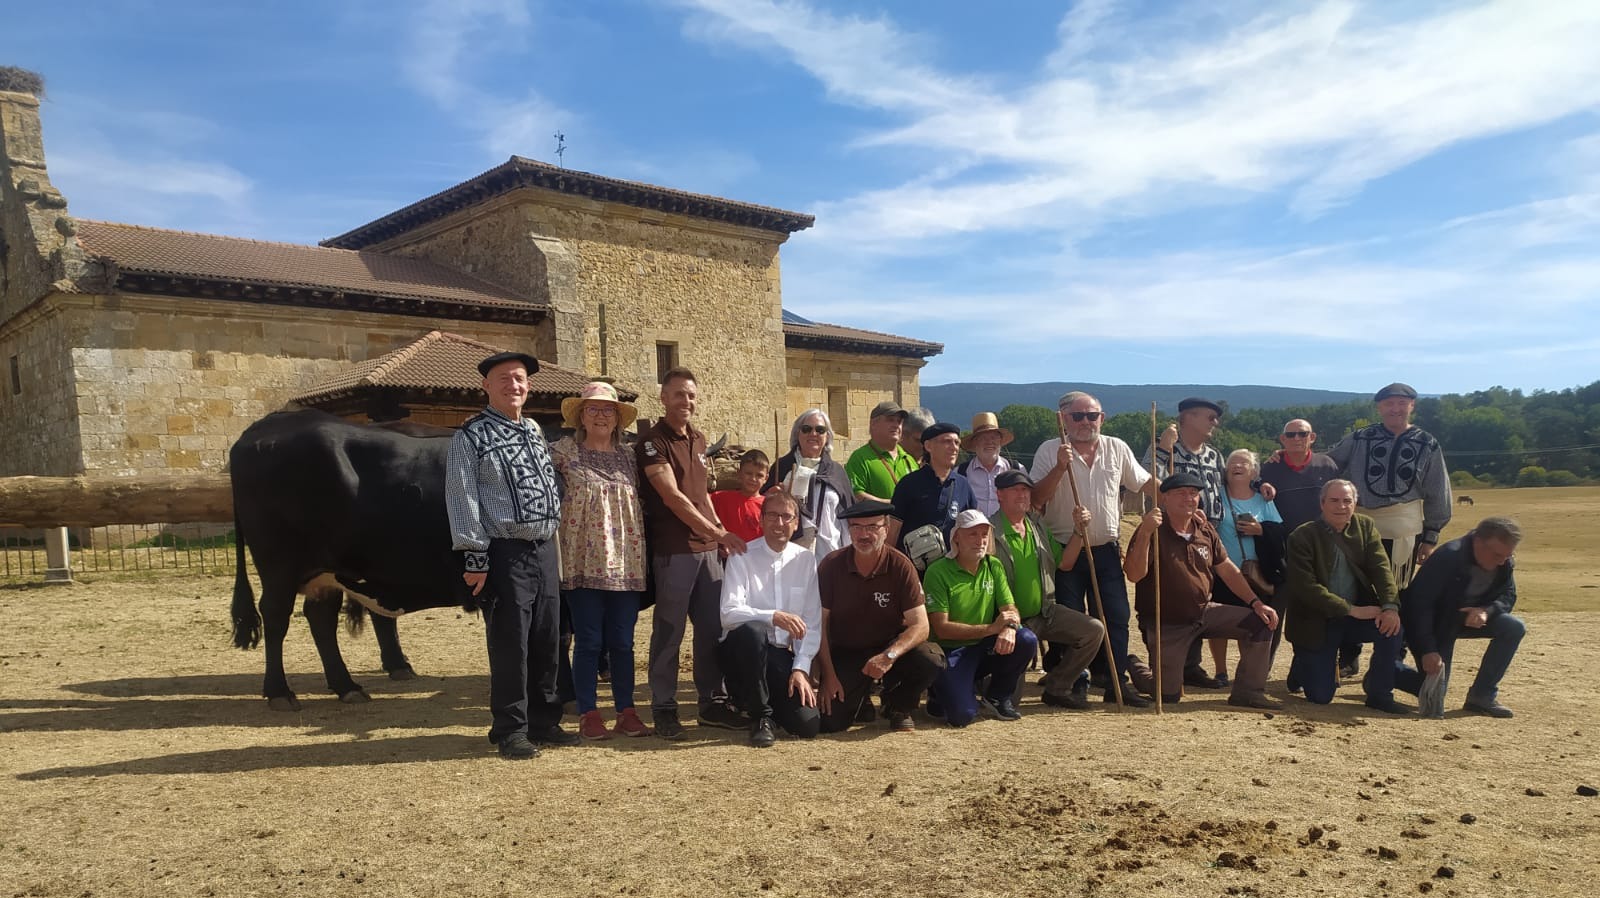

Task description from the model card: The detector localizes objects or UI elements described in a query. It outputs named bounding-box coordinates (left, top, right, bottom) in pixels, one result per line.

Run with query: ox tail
left=343, top=598, right=368, bottom=637
left=230, top=515, right=262, bottom=650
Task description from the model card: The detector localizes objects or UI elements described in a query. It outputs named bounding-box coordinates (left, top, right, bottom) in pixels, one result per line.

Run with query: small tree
left=1515, top=465, right=1548, bottom=488
left=1545, top=469, right=1582, bottom=487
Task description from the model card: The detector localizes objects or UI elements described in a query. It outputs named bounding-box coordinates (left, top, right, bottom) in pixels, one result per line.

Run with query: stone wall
left=29, top=292, right=548, bottom=475
left=0, top=89, right=99, bottom=325
left=0, top=300, right=81, bottom=476
left=378, top=191, right=789, bottom=449
left=785, top=348, right=925, bottom=456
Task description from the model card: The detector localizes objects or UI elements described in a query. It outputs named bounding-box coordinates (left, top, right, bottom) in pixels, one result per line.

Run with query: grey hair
left=1321, top=479, right=1357, bottom=500
left=1058, top=390, right=1097, bottom=410
left=1475, top=516, right=1523, bottom=545
left=1226, top=448, right=1259, bottom=476
left=904, top=406, right=936, bottom=433
left=789, top=408, right=834, bottom=454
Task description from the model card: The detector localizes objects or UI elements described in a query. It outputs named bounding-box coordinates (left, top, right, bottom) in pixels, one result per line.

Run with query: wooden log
left=0, top=475, right=233, bottom=528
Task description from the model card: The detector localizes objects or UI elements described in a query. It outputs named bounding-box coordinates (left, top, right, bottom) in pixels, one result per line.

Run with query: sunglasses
left=799, top=424, right=828, bottom=435
left=1067, top=411, right=1103, bottom=422
left=1282, top=431, right=1311, bottom=438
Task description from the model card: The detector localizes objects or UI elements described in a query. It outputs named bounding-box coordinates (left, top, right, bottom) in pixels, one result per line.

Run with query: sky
left=5, top=1, right=1600, bottom=395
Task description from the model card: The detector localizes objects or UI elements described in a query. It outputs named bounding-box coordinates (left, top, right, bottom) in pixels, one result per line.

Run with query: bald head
left=1279, top=418, right=1316, bottom=457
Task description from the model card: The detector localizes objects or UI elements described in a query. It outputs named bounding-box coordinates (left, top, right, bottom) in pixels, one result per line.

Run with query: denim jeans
left=1056, top=542, right=1132, bottom=683
left=566, top=587, right=640, bottom=714
left=1290, top=616, right=1402, bottom=706
left=1396, top=613, right=1525, bottom=704
left=930, top=628, right=1039, bottom=727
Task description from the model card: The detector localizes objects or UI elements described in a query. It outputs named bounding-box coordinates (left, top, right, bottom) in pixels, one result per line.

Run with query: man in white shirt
left=718, top=489, right=823, bottom=747
left=958, top=411, right=1014, bottom=516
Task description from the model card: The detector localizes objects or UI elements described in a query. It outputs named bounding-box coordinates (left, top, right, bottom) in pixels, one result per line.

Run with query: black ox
left=229, top=409, right=473, bottom=711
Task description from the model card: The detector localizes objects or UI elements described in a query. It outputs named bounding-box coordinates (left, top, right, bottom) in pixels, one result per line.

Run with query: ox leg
left=304, top=589, right=370, bottom=704
left=370, top=614, right=416, bottom=680
left=258, top=579, right=302, bottom=712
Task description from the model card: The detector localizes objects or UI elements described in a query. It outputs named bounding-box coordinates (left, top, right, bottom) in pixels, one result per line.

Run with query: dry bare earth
left=2, top=488, right=1598, bottom=897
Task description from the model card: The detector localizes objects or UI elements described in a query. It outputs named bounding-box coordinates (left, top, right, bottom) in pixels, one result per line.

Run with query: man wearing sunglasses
left=1029, top=391, right=1155, bottom=706
left=1259, top=419, right=1340, bottom=532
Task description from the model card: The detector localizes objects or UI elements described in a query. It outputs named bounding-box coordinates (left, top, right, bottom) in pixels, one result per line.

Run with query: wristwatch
left=884, top=648, right=900, bottom=661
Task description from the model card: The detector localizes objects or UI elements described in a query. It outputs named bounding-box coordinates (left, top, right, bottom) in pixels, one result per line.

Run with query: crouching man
left=1123, top=473, right=1280, bottom=709
left=1283, top=480, right=1409, bottom=714
left=718, top=489, right=822, bottom=747
left=1397, top=517, right=1527, bottom=718
left=924, top=510, right=1038, bottom=725
left=815, top=500, right=945, bottom=734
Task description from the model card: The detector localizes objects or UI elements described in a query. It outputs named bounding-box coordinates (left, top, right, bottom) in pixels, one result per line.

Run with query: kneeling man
left=718, top=489, right=822, bottom=747
left=1398, top=517, right=1527, bottom=718
left=1124, top=473, right=1280, bottom=709
left=925, top=510, right=1038, bottom=725
left=815, top=500, right=946, bottom=734
left=1283, top=480, right=1408, bottom=714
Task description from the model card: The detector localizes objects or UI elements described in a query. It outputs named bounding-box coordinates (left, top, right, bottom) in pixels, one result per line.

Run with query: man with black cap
left=815, top=500, right=945, bottom=733
left=446, top=350, right=577, bottom=759
left=888, top=422, right=976, bottom=569
left=988, top=469, right=1104, bottom=709
left=1326, top=382, right=1451, bottom=678
left=845, top=401, right=918, bottom=503
left=1123, top=472, right=1282, bottom=709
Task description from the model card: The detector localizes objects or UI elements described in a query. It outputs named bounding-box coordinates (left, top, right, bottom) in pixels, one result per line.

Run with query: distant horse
left=1458, top=495, right=1475, bottom=506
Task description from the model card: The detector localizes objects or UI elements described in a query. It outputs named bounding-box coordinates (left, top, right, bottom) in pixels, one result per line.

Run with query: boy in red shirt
left=711, top=450, right=770, bottom=543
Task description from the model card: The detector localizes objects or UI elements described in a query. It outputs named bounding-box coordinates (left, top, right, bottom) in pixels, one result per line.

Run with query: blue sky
left=6, top=1, right=1600, bottom=394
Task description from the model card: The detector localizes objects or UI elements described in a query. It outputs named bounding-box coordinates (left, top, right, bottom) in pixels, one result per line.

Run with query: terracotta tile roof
left=291, top=330, right=639, bottom=405
left=322, top=156, right=815, bottom=250
left=75, top=220, right=547, bottom=319
left=783, top=317, right=943, bottom=358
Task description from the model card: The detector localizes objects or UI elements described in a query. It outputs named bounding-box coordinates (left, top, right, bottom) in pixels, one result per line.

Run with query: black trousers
left=819, top=642, right=945, bottom=733
left=717, top=622, right=820, bottom=738
left=483, top=537, right=563, bottom=742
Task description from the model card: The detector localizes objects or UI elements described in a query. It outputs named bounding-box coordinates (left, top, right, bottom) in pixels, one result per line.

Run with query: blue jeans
left=1396, top=613, right=1525, bottom=704
left=566, top=587, right=640, bottom=714
left=1056, top=542, right=1132, bottom=684
left=931, top=629, right=1039, bottom=727
left=1290, top=617, right=1402, bottom=706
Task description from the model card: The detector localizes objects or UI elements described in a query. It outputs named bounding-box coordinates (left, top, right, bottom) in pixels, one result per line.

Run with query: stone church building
left=0, top=79, right=940, bottom=478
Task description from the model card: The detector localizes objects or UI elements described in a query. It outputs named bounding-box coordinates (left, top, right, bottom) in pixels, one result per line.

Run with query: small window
left=655, top=342, right=679, bottom=385
left=8, top=355, right=19, bottom=396
left=827, top=387, right=848, bottom=439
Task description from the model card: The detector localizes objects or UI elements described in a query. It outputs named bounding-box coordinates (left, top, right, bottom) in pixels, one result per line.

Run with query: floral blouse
left=550, top=437, right=647, bottom=592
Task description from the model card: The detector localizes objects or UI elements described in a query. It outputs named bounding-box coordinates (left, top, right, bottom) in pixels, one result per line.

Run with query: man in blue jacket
left=1397, top=517, right=1526, bottom=719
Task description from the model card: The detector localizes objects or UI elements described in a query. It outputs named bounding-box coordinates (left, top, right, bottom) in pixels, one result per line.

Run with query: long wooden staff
left=1150, top=403, right=1164, bottom=715
left=1061, top=419, right=1124, bottom=708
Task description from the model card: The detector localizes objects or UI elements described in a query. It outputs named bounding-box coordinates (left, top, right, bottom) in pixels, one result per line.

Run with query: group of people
left=445, top=351, right=1528, bottom=759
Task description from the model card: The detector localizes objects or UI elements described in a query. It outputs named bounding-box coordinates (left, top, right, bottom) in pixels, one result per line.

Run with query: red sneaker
left=579, top=710, right=611, bottom=741
left=613, top=707, right=652, bottom=738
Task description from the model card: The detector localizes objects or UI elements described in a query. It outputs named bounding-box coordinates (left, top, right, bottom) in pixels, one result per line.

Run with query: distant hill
left=921, top=382, right=1368, bottom=424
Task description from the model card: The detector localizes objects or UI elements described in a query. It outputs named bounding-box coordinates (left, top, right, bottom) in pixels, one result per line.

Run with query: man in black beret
left=814, top=500, right=946, bottom=733
left=888, top=422, right=976, bottom=570
left=1325, top=381, right=1452, bottom=678
left=1123, top=472, right=1281, bottom=709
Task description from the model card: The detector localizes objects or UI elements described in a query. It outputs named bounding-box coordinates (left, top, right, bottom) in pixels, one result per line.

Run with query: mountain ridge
left=921, top=382, right=1370, bottom=424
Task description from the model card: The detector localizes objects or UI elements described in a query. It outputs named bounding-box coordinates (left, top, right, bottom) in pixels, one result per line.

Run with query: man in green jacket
left=1284, top=480, right=1409, bottom=714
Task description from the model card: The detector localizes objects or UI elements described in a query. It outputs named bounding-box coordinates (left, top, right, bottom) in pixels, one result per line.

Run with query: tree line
left=992, top=379, right=1600, bottom=488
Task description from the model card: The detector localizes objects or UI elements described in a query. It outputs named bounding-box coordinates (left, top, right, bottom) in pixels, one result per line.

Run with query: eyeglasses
left=1282, top=431, right=1311, bottom=438
left=762, top=511, right=797, bottom=523
left=799, top=424, right=828, bottom=435
left=1067, top=411, right=1103, bottom=422
left=583, top=405, right=617, bottom=417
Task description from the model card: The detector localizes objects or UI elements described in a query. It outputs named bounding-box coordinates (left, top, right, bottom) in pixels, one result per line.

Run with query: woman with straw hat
left=551, top=382, right=650, bottom=739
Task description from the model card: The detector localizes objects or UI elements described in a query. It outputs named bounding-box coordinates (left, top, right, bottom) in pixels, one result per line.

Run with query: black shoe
left=1285, top=672, right=1303, bottom=694
left=855, top=699, right=878, bottom=723
left=1464, top=698, right=1514, bottom=719
left=497, top=732, right=540, bottom=760
left=1365, top=697, right=1412, bottom=715
left=978, top=696, right=1022, bottom=721
left=924, top=699, right=945, bottom=720
left=1184, top=666, right=1224, bottom=689
left=1105, top=687, right=1151, bottom=708
left=530, top=724, right=580, bottom=747
left=749, top=716, right=777, bottom=748
left=697, top=702, right=749, bottom=730
left=1339, top=659, right=1360, bottom=679
left=654, top=709, right=687, bottom=741
left=887, top=712, right=916, bottom=733
left=1042, top=690, right=1091, bottom=710
left=1214, top=671, right=1231, bottom=688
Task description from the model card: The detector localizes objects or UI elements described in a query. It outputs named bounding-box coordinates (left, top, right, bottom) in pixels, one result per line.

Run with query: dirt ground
left=2, top=488, right=1597, bottom=897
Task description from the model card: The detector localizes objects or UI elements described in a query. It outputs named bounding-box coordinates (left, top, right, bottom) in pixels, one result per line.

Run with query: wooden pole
left=1150, top=402, right=1164, bottom=715
left=1061, top=419, right=1124, bottom=708
left=0, top=474, right=233, bottom=528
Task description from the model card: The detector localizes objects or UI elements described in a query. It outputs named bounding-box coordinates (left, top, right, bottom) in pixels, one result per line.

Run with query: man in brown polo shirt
left=815, top=500, right=946, bottom=733
left=637, top=366, right=749, bottom=739
left=1123, top=472, right=1281, bottom=709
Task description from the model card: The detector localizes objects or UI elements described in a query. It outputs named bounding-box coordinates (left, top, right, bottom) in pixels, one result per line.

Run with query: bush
left=1545, top=469, right=1583, bottom=487
left=1515, top=465, right=1548, bottom=487
left=1451, top=470, right=1493, bottom=489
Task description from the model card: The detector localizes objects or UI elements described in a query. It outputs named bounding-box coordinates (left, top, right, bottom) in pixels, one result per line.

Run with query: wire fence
left=0, top=522, right=237, bottom=583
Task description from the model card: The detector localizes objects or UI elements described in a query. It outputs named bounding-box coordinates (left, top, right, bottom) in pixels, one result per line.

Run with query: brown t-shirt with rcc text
left=818, top=545, right=924, bottom=651
left=636, top=419, right=717, bottom=555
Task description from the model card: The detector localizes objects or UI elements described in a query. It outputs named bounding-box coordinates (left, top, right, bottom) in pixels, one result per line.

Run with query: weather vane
left=554, top=132, right=566, bottom=168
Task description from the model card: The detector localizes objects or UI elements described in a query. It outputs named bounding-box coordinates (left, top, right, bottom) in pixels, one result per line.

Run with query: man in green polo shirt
left=846, top=401, right=918, bottom=503
left=988, top=470, right=1105, bottom=710
left=924, top=510, right=1036, bottom=726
